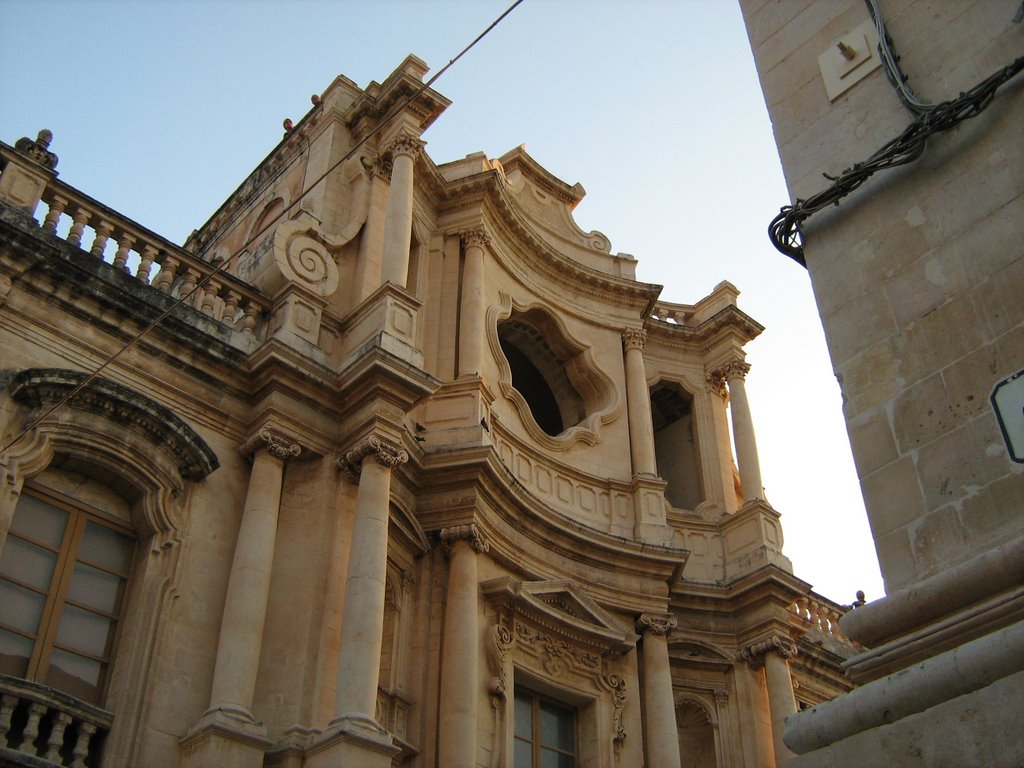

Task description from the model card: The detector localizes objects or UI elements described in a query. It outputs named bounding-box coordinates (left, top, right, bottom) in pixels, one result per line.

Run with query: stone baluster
left=136, top=244, right=157, bottom=284
left=112, top=233, right=136, bottom=272
left=19, top=701, right=46, bottom=753
left=44, top=711, right=73, bottom=762
left=200, top=278, right=221, bottom=317
left=179, top=268, right=200, bottom=304
left=458, top=230, right=488, bottom=379
left=0, top=694, right=14, bottom=742
left=153, top=256, right=179, bottom=293
left=239, top=302, right=259, bottom=336
left=90, top=220, right=113, bottom=258
left=622, top=329, right=657, bottom=476
left=202, top=429, right=300, bottom=726
left=221, top=290, right=242, bottom=325
left=438, top=524, right=489, bottom=768
left=332, top=436, right=409, bottom=733
left=70, top=721, right=97, bottom=768
left=637, top=614, right=682, bottom=768
left=380, top=132, right=424, bottom=288
left=66, top=207, right=89, bottom=247
left=42, top=194, right=68, bottom=234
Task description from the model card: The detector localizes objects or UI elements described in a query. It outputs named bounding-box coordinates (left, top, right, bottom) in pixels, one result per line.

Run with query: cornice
left=645, top=306, right=765, bottom=351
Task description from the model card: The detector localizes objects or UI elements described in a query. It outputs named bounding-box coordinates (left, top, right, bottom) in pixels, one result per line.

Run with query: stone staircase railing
left=0, top=140, right=269, bottom=340
left=0, top=674, right=113, bottom=767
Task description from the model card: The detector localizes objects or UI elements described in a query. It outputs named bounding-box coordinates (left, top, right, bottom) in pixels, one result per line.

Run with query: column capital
left=240, top=428, right=302, bottom=462
left=637, top=612, right=677, bottom=636
left=337, top=435, right=409, bottom=482
left=459, top=229, right=490, bottom=249
left=440, top=523, right=489, bottom=555
left=738, top=635, right=798, bottom=667
left=622, top=328, right=647, bottom=352
left=384, top=132, right=426, bottom=160
left=706, top=359, right=749, bottom=398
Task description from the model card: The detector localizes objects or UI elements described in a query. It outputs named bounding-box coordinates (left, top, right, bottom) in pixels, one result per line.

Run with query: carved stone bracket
left=337, top=435, right=409, bottom=482
left=240, top=428, right=302, bottom=462
left=621, top=328, right=647, bottom=352
left=738, top=635, right=798, bottom=668
left=603, top=673, right=627, bottom=753
left=14, top=130, right=58, bottom=170
left=485, top=623, right=514, bottom=701
left=460, top=229, right=490, bottom=250
left=440, top=523, right=489, bottom=555
left=637, top=613, right=678, bottom=637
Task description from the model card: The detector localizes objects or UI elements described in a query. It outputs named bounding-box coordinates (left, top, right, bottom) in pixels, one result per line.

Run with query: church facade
left=0, top=57, right=854, bottom=768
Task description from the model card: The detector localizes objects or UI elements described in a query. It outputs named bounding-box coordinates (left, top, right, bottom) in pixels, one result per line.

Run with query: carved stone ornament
left=637, top=613, right=678, bottom=637
left=621, top=328, right=647, bottom=352
left=240, top=428, right=301, bottom=462
left=460, top=229, right=490, bottom=250
left=705, top=369, right=729, bottom=399
left=337, top=435, right=409, bottom=482
left=738, top=635, right=798, bottom=668
left=485, top=623, right=514, bottom=701
left=384, top=132, right=425, bottom=159
left=14, top=129, right=58, bottom=170
left=604, top=673, right=628, bottom=752
left=439, top=523, right=489, bottom=555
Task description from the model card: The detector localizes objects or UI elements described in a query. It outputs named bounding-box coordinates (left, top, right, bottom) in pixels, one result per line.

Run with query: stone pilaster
left=622, top=329, right=657, bottom=477
left=437, top=524, right=489, bottom=768
left=458, top=230, right=489, bottom=379
left=380, top=132, right=424, bottom=288
left=740, top=636, right=798, bottom=767
left=709, top=359, right=763, bottom=502
left=181, top=429, right=300, bottom=767
left=637, top=613, right=682, bottom=768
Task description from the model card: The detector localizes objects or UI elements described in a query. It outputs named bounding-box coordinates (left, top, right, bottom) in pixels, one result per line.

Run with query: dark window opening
left=651, top=384, right=703, bottom=510
left=514, top=689, right=577, bottom=768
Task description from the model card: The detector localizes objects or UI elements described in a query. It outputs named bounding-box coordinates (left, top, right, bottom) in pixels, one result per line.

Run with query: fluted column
left=458, top=230, right=488, bottom=378
left=333, top=436, right=409, bottom=727
left=438, top=524, right=489, bottom=768
left=741, top=636, right=797, bottom=767
left=637, top=613, right=682, bottom=768
left=623, top=329, right=657, bottom=476
left=206, top=430, right=301, bottom=722
left=711, top=360, right=763, bottom=501
left=381, top=133, right=424, bottom=288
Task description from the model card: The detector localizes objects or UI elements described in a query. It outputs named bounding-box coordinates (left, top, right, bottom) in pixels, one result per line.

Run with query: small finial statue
left=851, top=590, right=866, bottom=608
left=14, top=129, right=58, bottom=170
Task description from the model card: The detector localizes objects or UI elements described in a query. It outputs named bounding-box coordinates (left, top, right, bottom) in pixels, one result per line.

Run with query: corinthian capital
left=460, top=229, right=490, bottom=249
left=240, top=428, right=302, bottom=462
left=440, top=523, right=489, bottom=555
left=338, top=435, right=409, bottom=482
left=384, top=132, right=425, bottom=159
left=622, top=328, right=647, bottom=352
left=637, top=613, right=677, bottom=636
left=738, top=635, right=798, bottom=667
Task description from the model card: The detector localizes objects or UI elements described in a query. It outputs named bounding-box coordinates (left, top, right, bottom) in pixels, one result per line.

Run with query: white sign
left=991, top=369, right=1024, bottom=463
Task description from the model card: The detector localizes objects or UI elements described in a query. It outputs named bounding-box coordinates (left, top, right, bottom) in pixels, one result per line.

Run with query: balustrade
left=791, top=594, right=853, bottom=644
left=0, top=142, right=269, bottom=339
left=0, top=674, right=112, bottom=767
left=651, top=300, right=694, bottom=325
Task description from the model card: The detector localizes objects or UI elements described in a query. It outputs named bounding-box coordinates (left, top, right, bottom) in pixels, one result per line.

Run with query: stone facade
left=739, top=1, right=1024, bottom=766
left=0, top=56, right=855, bottom=767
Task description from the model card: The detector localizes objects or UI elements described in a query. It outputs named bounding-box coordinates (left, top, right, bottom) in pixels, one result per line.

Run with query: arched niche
left=0, top=368, right=218, bottom=766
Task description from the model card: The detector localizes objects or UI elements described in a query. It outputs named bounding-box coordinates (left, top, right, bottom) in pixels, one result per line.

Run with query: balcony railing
left=0, top=674, right=112, bottom=767
left=790, top=592, right=854, bottom=645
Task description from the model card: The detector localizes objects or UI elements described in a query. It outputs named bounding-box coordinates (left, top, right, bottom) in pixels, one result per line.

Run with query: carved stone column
left=182, top=430, right=300, bottom=765
left=623, top=329, right=657, bottom=477
left=381, top=133, right=424, bottom=288
left=438, top=524, right=489, bottom=768
left=637, top=613, right=682, bottom=768
left=740, top=636, right=797, bottom=767
left=332, top=436, right=409, bottom=728
left=354, top=159, right=390, bottom=303
left=458, top=230, right=488, bottom=379
left=710, top=360, right=763, bottom=502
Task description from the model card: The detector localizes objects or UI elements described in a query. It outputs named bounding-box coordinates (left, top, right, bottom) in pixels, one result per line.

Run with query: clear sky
left=0, top=0, right=884, bottom=603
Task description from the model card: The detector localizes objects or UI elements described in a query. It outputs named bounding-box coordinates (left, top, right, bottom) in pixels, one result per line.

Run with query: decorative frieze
left=637, top=613, right=678, bottom=637
left=439, top=523, right=489, bottom=555
left=338, top=435, right=409, bottom=482
left=621, top=327, right=647, bottom=352
left=240, top=428, right=302, bottom=462
left=738, top=635, right=798, bottom=668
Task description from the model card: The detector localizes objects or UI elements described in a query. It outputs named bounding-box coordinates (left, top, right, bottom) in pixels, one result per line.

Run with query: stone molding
left=439, top=523, right=489, bottom=555
left=738, top=635, right=798, bottom=668
left=240, top=428, right=302, bottom=462
left=337, top=435, right=409, bottom=482
left=14, top=130, right=58, bottom=170
left=460, top=229, right=490, bottom=249
left=621, top=328, right=647, bottom=352
left=637, top=613, right=678, bottom=637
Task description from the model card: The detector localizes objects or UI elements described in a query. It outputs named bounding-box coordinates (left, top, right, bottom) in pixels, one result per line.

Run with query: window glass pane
left=0, top=535, right=59, bottom=590
left=9, top=495, right=68, bottom=548
left=45, top=648, right=102, bottom=704
left=0, top=579, right=47, bottom=635
left=515, top=691, right=533, bottom=738
left=540, top=700, right=574, bottom=751
left=540, top=749, right=575, bottom=768
left=514, top=738, right=534, bottom=768
left=55, top=603, right=115, bottom=659
left=0, top=628, right=33, bottom=677
left=68, top=562, right=125, bottom=615
left=79, top=521, right=133, bottom=574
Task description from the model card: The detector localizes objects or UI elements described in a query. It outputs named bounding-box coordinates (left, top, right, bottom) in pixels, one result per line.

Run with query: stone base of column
left=304, top=715, right=399, bottom=768
left=721, top=499, right=792, bottom=581
left=179, top=708, right=273, bottom=768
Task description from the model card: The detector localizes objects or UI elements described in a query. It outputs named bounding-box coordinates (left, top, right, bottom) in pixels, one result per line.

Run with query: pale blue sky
left=0, top=0, right=884, bottom=601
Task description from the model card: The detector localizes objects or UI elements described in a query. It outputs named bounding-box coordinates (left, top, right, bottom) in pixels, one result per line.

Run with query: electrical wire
left=768, top=2, right=1024, bottom=265
left=1, top=0, right=524, bottom=455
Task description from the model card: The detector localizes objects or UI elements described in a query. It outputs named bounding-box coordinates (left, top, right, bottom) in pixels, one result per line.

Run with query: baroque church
left=0, top=56, right=856, bottom=768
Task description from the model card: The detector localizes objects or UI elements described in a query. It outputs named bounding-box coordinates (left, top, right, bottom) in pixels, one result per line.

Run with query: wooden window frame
left=514, top=688, right=578, bottom=768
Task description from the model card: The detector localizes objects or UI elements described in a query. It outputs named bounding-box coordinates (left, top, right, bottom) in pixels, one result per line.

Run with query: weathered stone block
left=861, top=457, right=926, bottom=539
